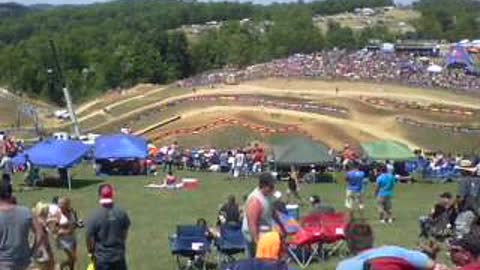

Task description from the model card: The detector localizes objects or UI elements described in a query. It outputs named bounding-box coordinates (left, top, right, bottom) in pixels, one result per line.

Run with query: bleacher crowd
left=178, top=50, right=480, bottom=92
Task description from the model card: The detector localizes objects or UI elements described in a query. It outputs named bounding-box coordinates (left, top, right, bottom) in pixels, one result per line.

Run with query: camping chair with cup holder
left=169, top=225, right=211, bottom=270
left=215, top=223, right=245, bottom=268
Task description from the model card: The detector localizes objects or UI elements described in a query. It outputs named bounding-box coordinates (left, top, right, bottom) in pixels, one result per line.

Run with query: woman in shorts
left=54, top=197, right=78, bottom=270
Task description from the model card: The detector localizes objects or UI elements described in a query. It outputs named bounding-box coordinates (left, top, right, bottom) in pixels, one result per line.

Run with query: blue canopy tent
left=446, top=45, right=475, bottom=69
left=13, top=139, right=91, bottom=190
left=94, top=134, right=148, bottom=160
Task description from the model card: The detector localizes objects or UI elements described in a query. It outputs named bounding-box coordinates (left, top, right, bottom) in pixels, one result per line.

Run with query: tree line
left=0, top=0, right=478, bottom=105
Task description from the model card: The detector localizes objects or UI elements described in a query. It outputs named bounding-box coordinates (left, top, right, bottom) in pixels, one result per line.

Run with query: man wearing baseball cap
left=448, top=232, right=480, bottom=270
left=86, top=184, right=131, bottom=270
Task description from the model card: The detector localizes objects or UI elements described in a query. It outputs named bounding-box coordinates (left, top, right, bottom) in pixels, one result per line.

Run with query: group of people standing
left=345, top=161, right=397, bottom=224
left=0, top=183, right=130, bottom=270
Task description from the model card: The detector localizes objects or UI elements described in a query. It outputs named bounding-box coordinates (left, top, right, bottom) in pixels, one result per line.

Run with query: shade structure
left=94, top=134, right=148, bottom=160
left=13, top=139, right=91, bottom=169
left=361, top=140, right=415, bottom=161
left=12, top=139, right=91, bottom=190
left=272, top=137, right=331, bottom=166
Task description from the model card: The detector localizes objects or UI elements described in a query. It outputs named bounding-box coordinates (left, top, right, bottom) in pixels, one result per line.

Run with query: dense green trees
left=0, top=0, right=478, bottom=105
left=413, top=0, right=480, bottom=40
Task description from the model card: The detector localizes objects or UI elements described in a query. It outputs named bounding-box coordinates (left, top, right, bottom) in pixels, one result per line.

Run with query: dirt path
left=83, top=80, right=480, bottom=133
left=178, top=106, right=418, bottom=148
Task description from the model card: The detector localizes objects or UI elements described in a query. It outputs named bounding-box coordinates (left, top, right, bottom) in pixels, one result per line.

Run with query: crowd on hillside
left=177, top=50, right=480, bottom=92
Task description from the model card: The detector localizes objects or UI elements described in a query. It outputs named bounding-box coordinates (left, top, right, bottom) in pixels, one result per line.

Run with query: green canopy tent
left=361, top=140, right=415, bottom=161
left=272, top=137, right=332, bottom=166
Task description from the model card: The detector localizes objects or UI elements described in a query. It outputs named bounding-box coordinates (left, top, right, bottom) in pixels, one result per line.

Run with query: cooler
left=286, top=204, right=300, bottom=220
left=182, top=178, right=199, bottom=191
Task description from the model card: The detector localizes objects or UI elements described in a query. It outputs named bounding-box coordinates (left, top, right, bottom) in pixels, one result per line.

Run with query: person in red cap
left=86, top=184, right=131, bottom=270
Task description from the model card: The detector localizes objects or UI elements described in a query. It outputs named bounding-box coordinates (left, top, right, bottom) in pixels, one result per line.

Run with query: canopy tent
left=446, top=45, right=475, bottom=69
left=272, top=137, right=331, bottom=166
left=361, top=140, right=415, bottom=161
left=94, top=134, right=148, bottom=160
left=12, top=139, right=91, bottom=190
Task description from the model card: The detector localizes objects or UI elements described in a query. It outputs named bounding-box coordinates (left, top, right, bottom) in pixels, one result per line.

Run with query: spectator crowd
left=178, top=50, right=480, bottom=92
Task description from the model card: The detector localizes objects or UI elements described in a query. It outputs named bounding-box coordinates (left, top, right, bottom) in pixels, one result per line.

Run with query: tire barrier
left=147, top=117, right=308, bottom=142
left=360, top=96, right=476, bottom=117
left=396, top=117, right=480, bottom=134
left=181, top=94, right=348, bottom=117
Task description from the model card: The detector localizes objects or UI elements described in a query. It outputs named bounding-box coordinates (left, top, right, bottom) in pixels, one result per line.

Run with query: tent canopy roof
left=94, top=134, right=148, bottom=160
left=361, top=140, right=415, bottom=161
left=272, top=137, right=331, bottom=165
left=13, top=139, right=91, bottom=169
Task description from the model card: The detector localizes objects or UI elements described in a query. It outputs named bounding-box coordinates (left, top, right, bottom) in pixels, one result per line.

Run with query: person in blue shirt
left=345, top=162, right=365, bottom=210
left=375, top=164, right=397, bottom=224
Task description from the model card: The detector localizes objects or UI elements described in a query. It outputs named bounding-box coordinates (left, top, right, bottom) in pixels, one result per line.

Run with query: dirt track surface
left=56, top=79, right=480, bottom=149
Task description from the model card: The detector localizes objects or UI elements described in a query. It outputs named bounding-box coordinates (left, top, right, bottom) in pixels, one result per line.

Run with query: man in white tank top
left=242, top=172, right=286, bottom=258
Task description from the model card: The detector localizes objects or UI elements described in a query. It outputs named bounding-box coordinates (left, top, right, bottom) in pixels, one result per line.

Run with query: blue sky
left=2, top=0, right=417, bottom=5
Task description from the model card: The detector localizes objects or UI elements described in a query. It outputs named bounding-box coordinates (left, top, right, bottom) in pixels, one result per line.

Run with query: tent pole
left=67, top=169, right=72, bottom=191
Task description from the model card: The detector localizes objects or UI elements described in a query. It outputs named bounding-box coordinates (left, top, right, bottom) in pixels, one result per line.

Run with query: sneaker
left=388, top=218, right=394, bottom=224
left=380, top=219, right=387, bottom=224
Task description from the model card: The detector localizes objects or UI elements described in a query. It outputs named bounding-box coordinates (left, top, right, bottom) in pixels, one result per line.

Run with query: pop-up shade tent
left=12, top=139, right=91, bottom=190
left=94, top=134, right=148, bottom=160
left=272, top=137, right=331, bottom=166
left=361, top=140, right=415, bottom=161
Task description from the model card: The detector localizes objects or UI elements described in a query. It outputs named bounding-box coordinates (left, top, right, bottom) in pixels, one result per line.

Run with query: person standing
left=234, top=150, right=245, bottom=179
left=54, top=197, right=78, bottom=270
left=0, top=184, right=44, bottom=270
left=86, top=184, right=131, bottom=270
left=242, top=173, right=286, bottom=258
left=0, top=154, right=14, bottom=188
left=345, top=162, right=365, bottom=210
left=375, top=165, right=397, bottom=224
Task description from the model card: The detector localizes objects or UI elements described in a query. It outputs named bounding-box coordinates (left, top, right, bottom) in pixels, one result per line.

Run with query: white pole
left=62, top=87, right=81, bottom=138
left=67, top=169, right=72, bottom=191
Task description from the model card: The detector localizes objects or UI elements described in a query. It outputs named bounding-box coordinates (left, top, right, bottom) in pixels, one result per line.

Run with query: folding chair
left=169, top=225, right=211, bottom=270
left=215, top=224, right=245, bottom=267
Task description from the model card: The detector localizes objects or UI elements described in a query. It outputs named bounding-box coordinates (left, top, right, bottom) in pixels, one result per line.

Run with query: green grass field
left=13, top=166, right=457, bottom=270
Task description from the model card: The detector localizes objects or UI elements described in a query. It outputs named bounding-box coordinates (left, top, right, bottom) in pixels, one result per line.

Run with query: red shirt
left=368, top=257, right=416, bottom=270
left=459, top=262, right=480, bottom=270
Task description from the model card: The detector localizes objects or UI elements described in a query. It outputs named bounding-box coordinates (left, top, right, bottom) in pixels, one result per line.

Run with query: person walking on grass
left=86, top=184, right=131, bottom=270
left=54, top=197, right=79, bottom=270
left=345, top=162, right=365, bottom=210
left=375, top=164, right=397, bottom=224
left=0, top=184, right=45, bottom=270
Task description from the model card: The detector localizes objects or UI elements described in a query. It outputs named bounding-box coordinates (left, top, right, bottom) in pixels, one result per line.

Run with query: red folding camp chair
left=287, top=213, right=348, bottom=269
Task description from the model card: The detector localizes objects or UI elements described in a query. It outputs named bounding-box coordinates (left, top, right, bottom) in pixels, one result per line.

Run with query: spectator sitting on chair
left=308, top=195, right=335, bottom=215
left=419, top=192, right=458, bottom=238
left=218, top=195, right=241, bottom=226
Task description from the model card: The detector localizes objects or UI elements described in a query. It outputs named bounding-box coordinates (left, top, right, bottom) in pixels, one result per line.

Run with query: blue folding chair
left=169, top=225, right=211, bottom=270
left=215, top=224, right=245, bottom=267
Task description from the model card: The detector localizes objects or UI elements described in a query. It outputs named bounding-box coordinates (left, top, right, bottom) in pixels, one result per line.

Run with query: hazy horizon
left=1, top=0, right=417, bottom=6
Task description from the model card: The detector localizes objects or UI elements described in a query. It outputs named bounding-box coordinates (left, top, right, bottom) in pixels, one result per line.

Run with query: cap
left=98, top=184, right=114, bottom=204
left=450, top=234, right=480, bottom=257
